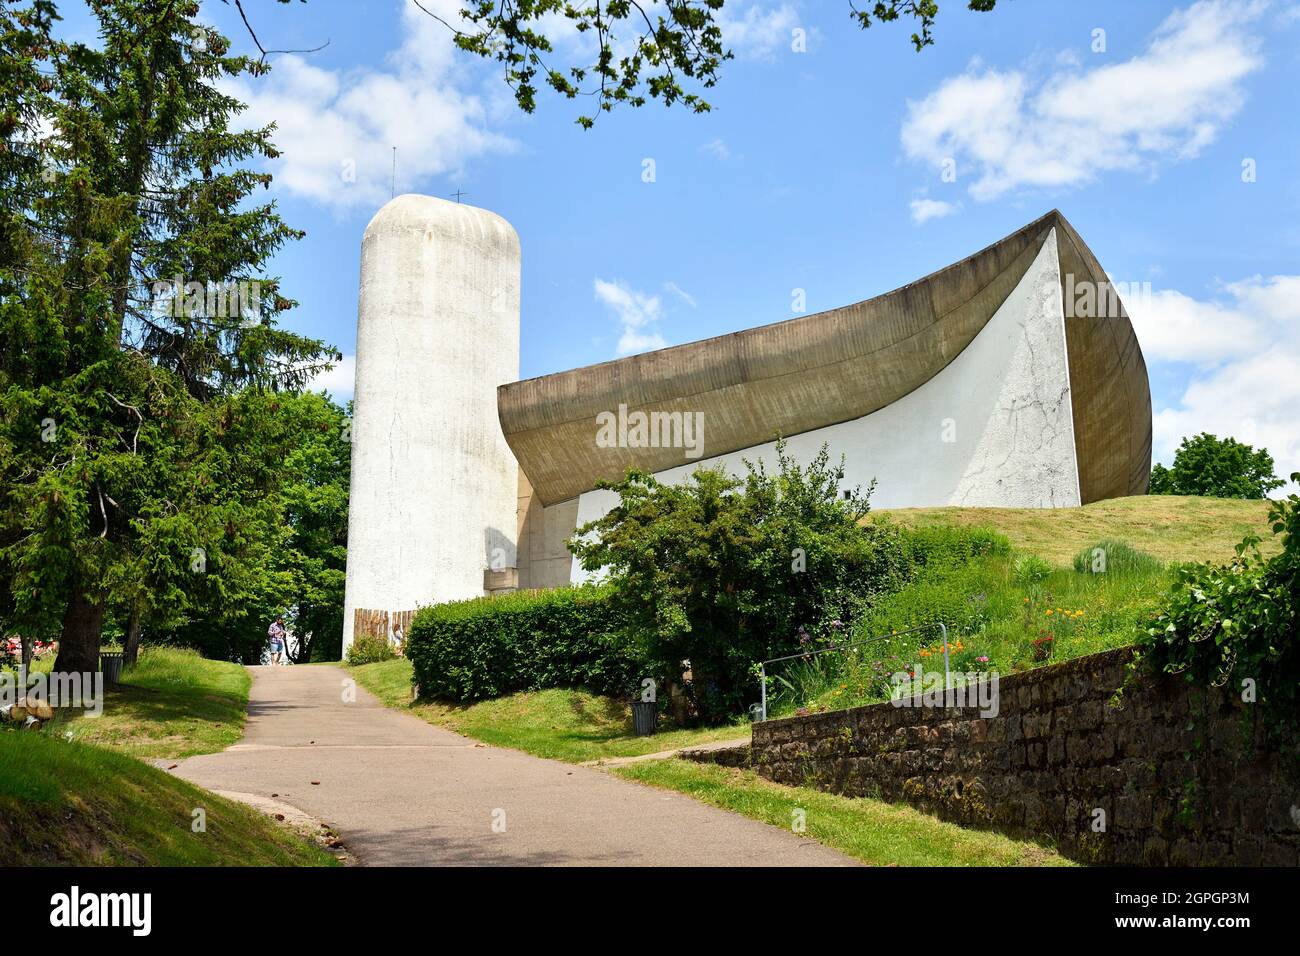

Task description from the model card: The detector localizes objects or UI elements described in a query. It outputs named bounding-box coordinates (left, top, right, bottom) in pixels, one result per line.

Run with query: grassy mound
left=0, top=731, right=335, bottom=866
left=878, top=494, right=1276, bottom=566
left=766, top=535, right=1171, bottom=716
left=48, top=646, right=249, bottom=759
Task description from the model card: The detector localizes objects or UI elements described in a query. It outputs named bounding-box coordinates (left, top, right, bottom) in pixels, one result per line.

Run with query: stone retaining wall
left=746, top=647, right=1299, bottom=865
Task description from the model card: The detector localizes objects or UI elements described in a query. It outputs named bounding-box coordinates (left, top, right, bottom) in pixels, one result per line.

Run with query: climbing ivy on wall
left=1139, top=473, right=1300, bottom=748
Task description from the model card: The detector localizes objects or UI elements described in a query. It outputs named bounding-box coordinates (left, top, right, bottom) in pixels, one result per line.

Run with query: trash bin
left=631, top=700, right=658, bottom=736
left=99, top=651, right=124, bottom=686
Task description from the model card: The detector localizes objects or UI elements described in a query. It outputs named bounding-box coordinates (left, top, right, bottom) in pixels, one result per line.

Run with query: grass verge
left=347, top=657, right=747, bottom=763
left=0, top=730, right=336, bottom=866
left=48, top=646, right=250, bottom=759
left=614, top=758, right=1073, bottom=867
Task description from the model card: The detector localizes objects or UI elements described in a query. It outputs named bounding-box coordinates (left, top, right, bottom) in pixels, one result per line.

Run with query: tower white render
left=341, top=195, right=520, bottom=654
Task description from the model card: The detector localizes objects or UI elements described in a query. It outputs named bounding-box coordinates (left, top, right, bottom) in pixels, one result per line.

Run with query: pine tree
left=0, top=1, right=337, bottom=675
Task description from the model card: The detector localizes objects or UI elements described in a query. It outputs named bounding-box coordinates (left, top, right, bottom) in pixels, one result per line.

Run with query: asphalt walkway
left=172, top=665, right=853, bottom=866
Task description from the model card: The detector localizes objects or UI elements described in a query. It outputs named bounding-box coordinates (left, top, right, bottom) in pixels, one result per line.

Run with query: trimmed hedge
left=405, top=584, right=646, bottom=702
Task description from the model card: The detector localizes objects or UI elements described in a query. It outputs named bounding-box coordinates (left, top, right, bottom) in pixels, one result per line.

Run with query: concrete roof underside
left=498, top=210, right=1152, bottom=507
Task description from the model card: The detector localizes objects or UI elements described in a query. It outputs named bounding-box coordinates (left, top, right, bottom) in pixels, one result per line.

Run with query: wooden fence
left=353, top=607, right=418, bottom=641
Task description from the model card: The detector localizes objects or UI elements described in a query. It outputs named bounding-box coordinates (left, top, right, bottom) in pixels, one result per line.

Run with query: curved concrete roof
left=499, top=210, right=1151, bottom=506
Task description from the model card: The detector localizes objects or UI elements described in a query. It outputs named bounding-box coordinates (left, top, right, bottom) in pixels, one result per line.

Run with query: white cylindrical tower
left=342, top=195, right=520, bottom=654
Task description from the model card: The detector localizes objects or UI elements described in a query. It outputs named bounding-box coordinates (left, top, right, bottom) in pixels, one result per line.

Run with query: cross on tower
left=450, top=189, right=467, bottom=204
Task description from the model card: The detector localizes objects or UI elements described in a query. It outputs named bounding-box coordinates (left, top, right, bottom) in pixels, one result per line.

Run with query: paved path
left=172, top=666, right=853, bottom=867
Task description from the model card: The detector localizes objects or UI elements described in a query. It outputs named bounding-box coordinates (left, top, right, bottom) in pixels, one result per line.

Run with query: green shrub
left=345, top=633, right=395, bottom=666
left=1072, top=539, right=1162, bottom=576
left=1012, top=554, right=1052, bottom=587
left=405, top=585, right=646, bottom=703
left=569, top=442, right=920, bottom=723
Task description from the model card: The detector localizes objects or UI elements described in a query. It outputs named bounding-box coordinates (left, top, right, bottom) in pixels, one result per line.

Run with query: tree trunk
left=122, top=604, right=143, bottom=668
left=53, top=584, right=106, bottom=676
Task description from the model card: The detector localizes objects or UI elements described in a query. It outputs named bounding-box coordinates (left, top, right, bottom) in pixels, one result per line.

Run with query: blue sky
left=57, top=0, right=1300, bottom=482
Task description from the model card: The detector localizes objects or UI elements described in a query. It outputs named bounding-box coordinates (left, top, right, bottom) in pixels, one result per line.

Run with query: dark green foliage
left=267, top=394, right=350, bottom=663
left=1140, top=474, right=1300, bottom=744
left=405, top=0, right=998, bottom=127
left=405, top=585, right=646, bottom=703
left=569, top=442, right=916, bottom=723
left=850, top=1, right=999, bottom=51
left=0, top=2, right=339, bottom=673
left=1149, top=433, right=1284, bottom=499
left=144, top=392, right=350, bottom=664
left=1073, top=540, right=1163, bottom=577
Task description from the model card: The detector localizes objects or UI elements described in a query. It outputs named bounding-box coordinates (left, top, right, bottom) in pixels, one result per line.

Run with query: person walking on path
left=268, top=616, right=287, bottom=665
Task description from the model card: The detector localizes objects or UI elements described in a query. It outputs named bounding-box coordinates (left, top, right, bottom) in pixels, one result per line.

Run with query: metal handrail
left=757, top=621, right=950, bottom=722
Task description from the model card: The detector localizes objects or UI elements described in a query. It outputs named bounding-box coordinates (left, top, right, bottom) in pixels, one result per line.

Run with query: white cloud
left=702, top=138, right=732, bottom=160
left=308, top=353, right=355, bottom=401
left=664, top=281, right=698, bottom=307
left=716, top=2, right=801, bottom=59
left=1127, top=288, right=1264, bottom=363
left=902, top=0, right=1266, bottom=200
left=225, top=1, right=515, bottom=211
left=910, top=198, right=961, bottom=224
left=1136, top=274, right=1300, bottom=487
left=594, top=279, right=668, bottom=356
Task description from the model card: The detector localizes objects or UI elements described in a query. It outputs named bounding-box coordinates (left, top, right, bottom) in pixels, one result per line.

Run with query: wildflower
left=1045, top=609, right=1053, bottom=616
left=977, top=655, right=989, bottom=663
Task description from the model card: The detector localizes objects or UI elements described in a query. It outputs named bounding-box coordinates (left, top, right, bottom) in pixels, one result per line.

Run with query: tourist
left=268, top=616, right=287, bottom=665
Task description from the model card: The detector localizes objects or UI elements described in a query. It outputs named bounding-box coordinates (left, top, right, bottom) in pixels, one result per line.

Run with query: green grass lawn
left=0, top=730, right=336, bottom=866
left=614, top=759, right=1073, bottom=866
left=348, top=657, right=747, bottom=763
left=47, top=646, right=250, bottom=759
left=2, top=645, right=337, bottom=866
left=878, top=494, right=1276, bottom=566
